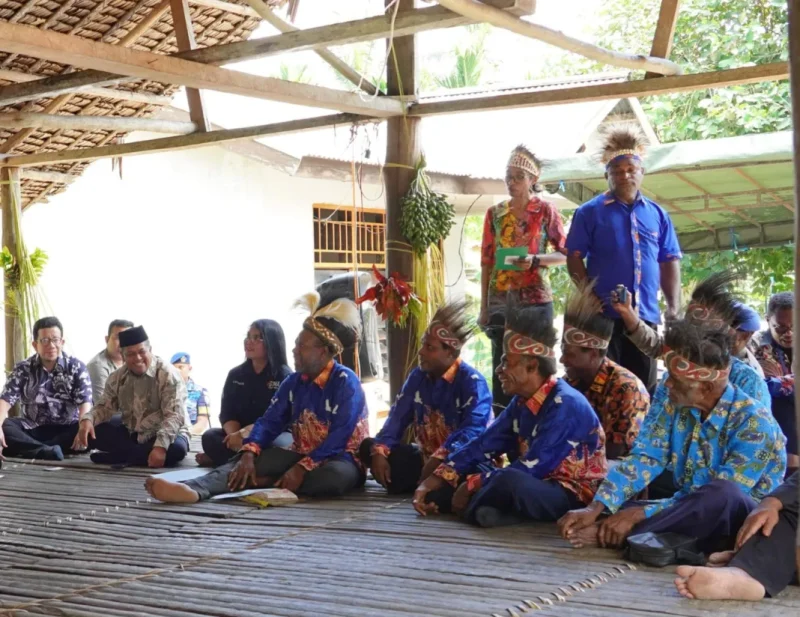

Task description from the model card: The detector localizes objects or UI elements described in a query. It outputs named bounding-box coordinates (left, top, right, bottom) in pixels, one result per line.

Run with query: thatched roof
left=0, top=0, right=288, bottom=207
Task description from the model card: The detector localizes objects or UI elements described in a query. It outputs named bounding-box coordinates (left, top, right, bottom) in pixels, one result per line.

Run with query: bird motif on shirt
left=289, top=391, right=293, bottom=403
left=325, top=399, right=339, bottom=415
left=414, top=391, right=423, bottom=404
left=567, top=440, right=579, bottom=449
left=521, top=458, right=539, bottom=469
left=471, top=374, right=479, bottom=380
left=461, top=397, right=473, bottom=409
left=513, top=419, right=520, bottom=434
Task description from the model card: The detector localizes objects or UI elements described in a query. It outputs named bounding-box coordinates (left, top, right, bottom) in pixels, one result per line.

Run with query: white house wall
left=12, top=138, right=361, bottom=414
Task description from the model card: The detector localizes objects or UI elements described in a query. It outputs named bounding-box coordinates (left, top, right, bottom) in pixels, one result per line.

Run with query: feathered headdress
left=597, top=124, right=648, bottom=167
left=427, top=300, right=475, bottom=351
left=294, top=291, right=361, bottom=355
left=685, top=271, right=742, bottom=329
left=503, top=296, right=557, bottom=358
left=506, top=144, right=542, bottom=178
left=563, top=280, right=612, bottom=350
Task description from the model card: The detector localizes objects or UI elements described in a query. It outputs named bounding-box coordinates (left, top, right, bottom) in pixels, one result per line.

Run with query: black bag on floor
left=625, top=532, right=706, bottom=568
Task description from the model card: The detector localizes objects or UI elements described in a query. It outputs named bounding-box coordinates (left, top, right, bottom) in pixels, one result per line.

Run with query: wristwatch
left=529, top=255, right=541, bottom=270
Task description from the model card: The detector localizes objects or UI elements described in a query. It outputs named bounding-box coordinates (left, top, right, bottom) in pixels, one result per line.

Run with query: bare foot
left=674, top=566, right=766, bottom=601
left=567, top=522, right=600, bottom=548
left=144, top=477, right=200, bottom=504
left=195, top=452, right=214, bottom=467
left=708, top=550, right=735, bottom=567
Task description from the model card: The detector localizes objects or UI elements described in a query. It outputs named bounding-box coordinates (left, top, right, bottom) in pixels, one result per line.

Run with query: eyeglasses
left=505, top=173, right=527, bottom=183
left=244, top=335, right=264, bottom=343
left=37, top=337, right=62, bottom=346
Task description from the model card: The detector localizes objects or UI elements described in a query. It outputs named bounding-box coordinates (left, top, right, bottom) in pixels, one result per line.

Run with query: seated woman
left=196, top=319, right=291, bottom=466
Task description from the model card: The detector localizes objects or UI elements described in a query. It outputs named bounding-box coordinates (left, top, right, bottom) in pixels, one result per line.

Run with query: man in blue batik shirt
left=559, top=321, right=786, bottom=554
left=360, top=301, right=492, bottom=494
left=567, top=126, right=682, bottom=393
left=0, top=316, right=92, bottom=460
left=146, top=294, right=368, bottom=503
left=171, top=352, right=210, bottom=436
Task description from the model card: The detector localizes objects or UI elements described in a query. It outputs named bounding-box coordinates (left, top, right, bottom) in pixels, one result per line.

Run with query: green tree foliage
left=595, top=0, right=790, bottom=142
left=274, top=63, right=313, bottom=84
left=432, top=25, right=492, bottom=90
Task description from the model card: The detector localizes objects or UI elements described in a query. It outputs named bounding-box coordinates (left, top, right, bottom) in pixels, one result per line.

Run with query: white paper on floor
left=153, top=468, right=210, bottom=482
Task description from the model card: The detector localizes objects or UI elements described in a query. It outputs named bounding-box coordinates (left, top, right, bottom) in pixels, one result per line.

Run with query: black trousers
left=92, top=422, right=189, bottom=467
left=201, top=427, right=294, bottom=467
left=730, top=503, right=798, bottom=597
left=185, top=447, right=364, bottom=500
left=608, top=319, right=658, bottom=394
left=359, top=439, right=423, bottom=494
left=486, top=302, right=554, bottom=415
left=1, top=417, right=80, bottom=458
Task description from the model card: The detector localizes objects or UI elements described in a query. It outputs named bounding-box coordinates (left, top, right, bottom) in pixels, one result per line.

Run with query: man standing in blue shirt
left=360, top=301, right=492, bottom=494
left=559, top=321, right=785, bottom=554
left=566, top=125, right=682, bottom=393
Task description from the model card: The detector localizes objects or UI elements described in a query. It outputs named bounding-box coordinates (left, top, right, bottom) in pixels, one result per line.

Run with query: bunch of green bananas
left=399, top=158, right=455, bottom=255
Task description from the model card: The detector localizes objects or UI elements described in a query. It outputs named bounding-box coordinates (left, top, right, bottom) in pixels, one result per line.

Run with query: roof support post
left=384, top=0, right=419, bottom=400
left=1, top=166, right=21, bottom=380
left=169, top=0, right=211, bottom=131
left=786, top=0, right=800, bottom=473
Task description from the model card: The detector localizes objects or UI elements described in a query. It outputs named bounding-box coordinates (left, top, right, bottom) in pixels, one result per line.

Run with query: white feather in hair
left=293, top=291, right=321, bottom=315
left=314, top=298, right=362, bottom=337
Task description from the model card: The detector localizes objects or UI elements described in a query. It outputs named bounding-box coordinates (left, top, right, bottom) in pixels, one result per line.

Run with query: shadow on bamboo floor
left=0, top=452, right=798, bottom=617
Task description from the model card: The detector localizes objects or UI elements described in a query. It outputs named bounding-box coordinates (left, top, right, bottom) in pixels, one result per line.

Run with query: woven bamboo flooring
left=0, top=446, right=798, bottom=617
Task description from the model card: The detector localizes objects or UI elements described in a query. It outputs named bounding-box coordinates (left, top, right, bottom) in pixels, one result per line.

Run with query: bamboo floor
left=1, top=445, right=798, bottom=617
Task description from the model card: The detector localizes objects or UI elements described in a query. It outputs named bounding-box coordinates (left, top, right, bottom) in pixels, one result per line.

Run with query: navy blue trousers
left=358, top=439, right=423, bottom=495
left=628, top=479, right=758, bottom=553
left=93, top=422, right=189, bottom=467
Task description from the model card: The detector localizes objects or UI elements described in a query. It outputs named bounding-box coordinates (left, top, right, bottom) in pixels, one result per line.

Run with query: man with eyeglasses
left=76, top=325, right=190, bottom=468
left=0, top=316, right=93, bottom=460
left=751, top=291, right=797, bottom=476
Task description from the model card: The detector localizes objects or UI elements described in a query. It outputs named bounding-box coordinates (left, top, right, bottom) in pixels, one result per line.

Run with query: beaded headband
left=303, top=317, right=344, bottom=356
left=563, top=325, right=610, bottom=350
left=507, top=150, right=540, bottom=178
left=664, top=349, right=730, bottom=382
left=427, top=320, right=462, bottom=351
left=605, top=151, right=642, bottom=168
left=503, top=330, right=556, bottom=358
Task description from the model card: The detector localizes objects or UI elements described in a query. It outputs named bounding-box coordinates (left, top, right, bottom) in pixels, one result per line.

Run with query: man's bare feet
left=144, top=477, right=200, bottom=504
left=194, top=452, right=214, bottom=467
left=566, top=522, right=600, bottom=548
left=707, top=550, right=735, bottom=567
left=674, top=566, right=766, bottom=601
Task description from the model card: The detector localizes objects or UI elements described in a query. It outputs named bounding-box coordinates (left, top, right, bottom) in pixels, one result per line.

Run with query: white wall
left=11, top=139, right=360, bottom=418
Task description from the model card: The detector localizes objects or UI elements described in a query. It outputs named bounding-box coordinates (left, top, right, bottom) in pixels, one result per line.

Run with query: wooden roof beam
left=0, top=22, right=404, bottom=116
left=645, top=0, right=682, bottom=79
left=169, top=0, right=211, bottom=131
left=410, top=62, right=789, bottom=115
left=21, top=169, right=79, bottom=184
left=0, top=113, right=373, bottom=167
left=673, top=171, right=761, bottom=230
left=0, top=111, right=198, bottom=134
left=244, top=0, right=380, bottom=96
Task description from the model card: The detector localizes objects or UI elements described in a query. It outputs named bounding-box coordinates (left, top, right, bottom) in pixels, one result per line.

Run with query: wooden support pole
left=645, top=0, right=682, bottom=79
left=1, top=166, right=20, bottom=376
left=787, top=0, right=800, bottom=483
left=0, top=21, right=404, bottom=116
left=384, top=0, right=419, bottom=399
left=0, top=111, right=198, bottom=135
left=169, top=0, right=211, bottom=132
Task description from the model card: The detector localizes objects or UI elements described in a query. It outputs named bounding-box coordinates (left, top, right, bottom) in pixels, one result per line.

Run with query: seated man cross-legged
left=559, top=321, right=786, bottom=554
left=674, top=470, right=798, bottom=602
left=146, top=293, right=369, bottom=503
left=0, top=317, right=92, bottom=460
left=413, top=303, right=607, bottom=528
left=360, top=301, right=492, bottom=494
left=76, top=326, right=190, bottom=468
left=561, top=282, right=649, bottom=460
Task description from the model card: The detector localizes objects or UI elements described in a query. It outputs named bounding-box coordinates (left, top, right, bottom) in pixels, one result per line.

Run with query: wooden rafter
left=0, top=21, right=404, bottom=116
left=411, top=62, right=789, bottom=115
left=673, top=172, right=762, bottom=230
left=0, top=112, right=198, bottom=135
left=1, top=114, right=370, bottom=168
left=169, top=0, right=211, bottom=132
left=732, top=168, right=795, bottom=213
left=0, top=0, right=525, bottom=109
left=645, top=0, right=682, bottom=79
left=643, top=188, right=716, bottom=233
left=244, top=0, right=379, bottom=96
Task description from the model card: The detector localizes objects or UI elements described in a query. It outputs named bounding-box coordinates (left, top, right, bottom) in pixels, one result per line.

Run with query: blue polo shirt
left=566, top=191, right=682, bottom=324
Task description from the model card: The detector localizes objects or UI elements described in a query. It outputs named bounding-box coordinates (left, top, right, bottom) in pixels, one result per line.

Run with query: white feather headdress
left=294, top=291, right=361, bottom=354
